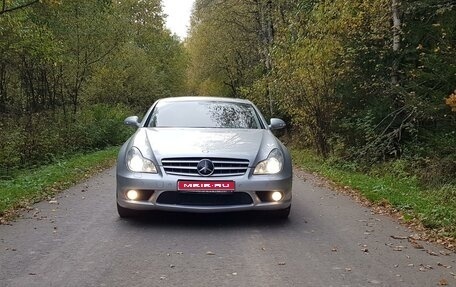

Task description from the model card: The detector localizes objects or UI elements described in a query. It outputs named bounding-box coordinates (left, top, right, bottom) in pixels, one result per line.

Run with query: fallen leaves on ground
left=408, top=238, right=424, bottom=249
left=427, top=250, right=439, bottom=256
left=419, top=264, right=433, bottom=272
left=391, top=235, right=408, bottom=240
left=437, top=262, right=451, bottom=269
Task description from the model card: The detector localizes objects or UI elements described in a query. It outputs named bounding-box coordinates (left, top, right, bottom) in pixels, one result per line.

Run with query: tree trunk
left=391, top=0, right=401, bottom=86
left=0, top=63, right=7, bottom=113
left=255, top=0, right=275, bottom=116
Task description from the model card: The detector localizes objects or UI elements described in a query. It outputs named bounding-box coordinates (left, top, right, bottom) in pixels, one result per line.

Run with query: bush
left=67, top=104, right=132, bottom=150
left=0, top=104, right=133, bottom=176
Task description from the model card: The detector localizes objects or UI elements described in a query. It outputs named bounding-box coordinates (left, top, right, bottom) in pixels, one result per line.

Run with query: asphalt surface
left=1, top=167, right=455, bottom=287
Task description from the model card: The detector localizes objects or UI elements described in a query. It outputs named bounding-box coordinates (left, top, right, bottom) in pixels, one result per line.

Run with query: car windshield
left=147, top=101, right=263, bottom=129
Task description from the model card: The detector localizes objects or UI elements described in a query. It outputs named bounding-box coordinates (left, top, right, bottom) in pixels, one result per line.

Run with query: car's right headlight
left=126, top=147, right=157, bottom=173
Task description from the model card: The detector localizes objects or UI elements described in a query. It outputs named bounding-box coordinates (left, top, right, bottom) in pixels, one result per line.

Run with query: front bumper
left=116, top=167, right=292, bottom=213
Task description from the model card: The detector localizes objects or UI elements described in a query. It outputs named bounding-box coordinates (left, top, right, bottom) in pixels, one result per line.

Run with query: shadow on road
left=117, top=211, right=294, bottom=230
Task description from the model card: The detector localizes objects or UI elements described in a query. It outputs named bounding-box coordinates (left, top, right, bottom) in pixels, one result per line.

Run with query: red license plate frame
left=177, top=181, right=235, bottom=193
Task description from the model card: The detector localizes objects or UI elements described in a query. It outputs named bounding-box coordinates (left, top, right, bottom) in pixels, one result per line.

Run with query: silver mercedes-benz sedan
left=116, top=97, right=292, bottom=218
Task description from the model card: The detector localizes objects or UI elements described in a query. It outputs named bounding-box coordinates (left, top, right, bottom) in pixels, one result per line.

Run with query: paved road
left=1, top=167, right=455, bottom=287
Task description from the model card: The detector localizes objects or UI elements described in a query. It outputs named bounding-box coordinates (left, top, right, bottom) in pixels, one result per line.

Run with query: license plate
left=178, top=181, right=235, bottom=192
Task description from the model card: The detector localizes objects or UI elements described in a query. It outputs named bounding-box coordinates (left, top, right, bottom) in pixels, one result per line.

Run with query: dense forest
left=0, top=0, right=186, bottom=174
left=1, top=0, right=455, bottom=189
left=186, top=0, right=456, bottom=186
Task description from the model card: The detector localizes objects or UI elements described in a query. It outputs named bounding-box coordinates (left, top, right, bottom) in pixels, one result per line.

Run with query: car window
left=148, top=101, right=262, bottom=129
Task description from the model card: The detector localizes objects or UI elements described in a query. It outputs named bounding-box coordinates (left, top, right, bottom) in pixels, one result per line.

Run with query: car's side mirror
left=124, top=116, right=141, bottom=128
left=269, top=118, right=286, bottom=130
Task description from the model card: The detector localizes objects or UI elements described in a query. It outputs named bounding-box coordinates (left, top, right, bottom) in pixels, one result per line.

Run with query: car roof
left=157, top=96, right=253, bottom=105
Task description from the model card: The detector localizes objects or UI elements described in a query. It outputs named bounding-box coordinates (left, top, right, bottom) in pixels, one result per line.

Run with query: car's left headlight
left=126, top=147, right=157, bottom=173
left=254, top=148, right=284, bottom=175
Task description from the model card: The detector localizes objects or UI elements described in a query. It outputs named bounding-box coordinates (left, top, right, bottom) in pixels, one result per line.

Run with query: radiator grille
left=162, top=158, right=249, bottom=177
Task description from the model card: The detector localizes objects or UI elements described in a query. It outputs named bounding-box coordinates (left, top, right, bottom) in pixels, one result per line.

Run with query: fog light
left=271, top=191, right=283, bottom=202
left=126, top=190, right=139, bottom=200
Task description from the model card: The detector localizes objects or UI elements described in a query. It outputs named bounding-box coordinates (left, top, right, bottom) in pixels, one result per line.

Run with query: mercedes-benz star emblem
left=197, top=159, right=215, bottom=176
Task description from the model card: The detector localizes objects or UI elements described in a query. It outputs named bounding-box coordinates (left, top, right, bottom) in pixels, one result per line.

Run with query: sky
left=162, top=0, right=195, bottom=40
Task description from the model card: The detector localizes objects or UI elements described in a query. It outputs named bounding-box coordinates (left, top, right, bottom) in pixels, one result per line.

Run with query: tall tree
left=0, top=0, right=188, bottom=170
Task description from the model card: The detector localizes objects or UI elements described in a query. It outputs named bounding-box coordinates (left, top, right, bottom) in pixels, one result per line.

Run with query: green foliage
left=185, top=0, right=456, bottom=184
left=186, top=0, right=262, bottom=97
left=64, top=104, right=133, bottom=151
left=0, top=0, right=187, bottom=175
left=0, top=104, right=132, bottom=173
left=84, top=37, right=187, bottom=108
left=272, top=1, right=356, bottom=156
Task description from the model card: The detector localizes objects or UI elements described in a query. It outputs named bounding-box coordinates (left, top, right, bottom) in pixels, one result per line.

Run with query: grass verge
left=0, top=147, right=119, bottom=219
left=292, top=149, right=456, bottom=239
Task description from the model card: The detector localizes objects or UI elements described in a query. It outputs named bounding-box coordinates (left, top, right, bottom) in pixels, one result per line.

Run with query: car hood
left=130, top=128, right=279, bottom=165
